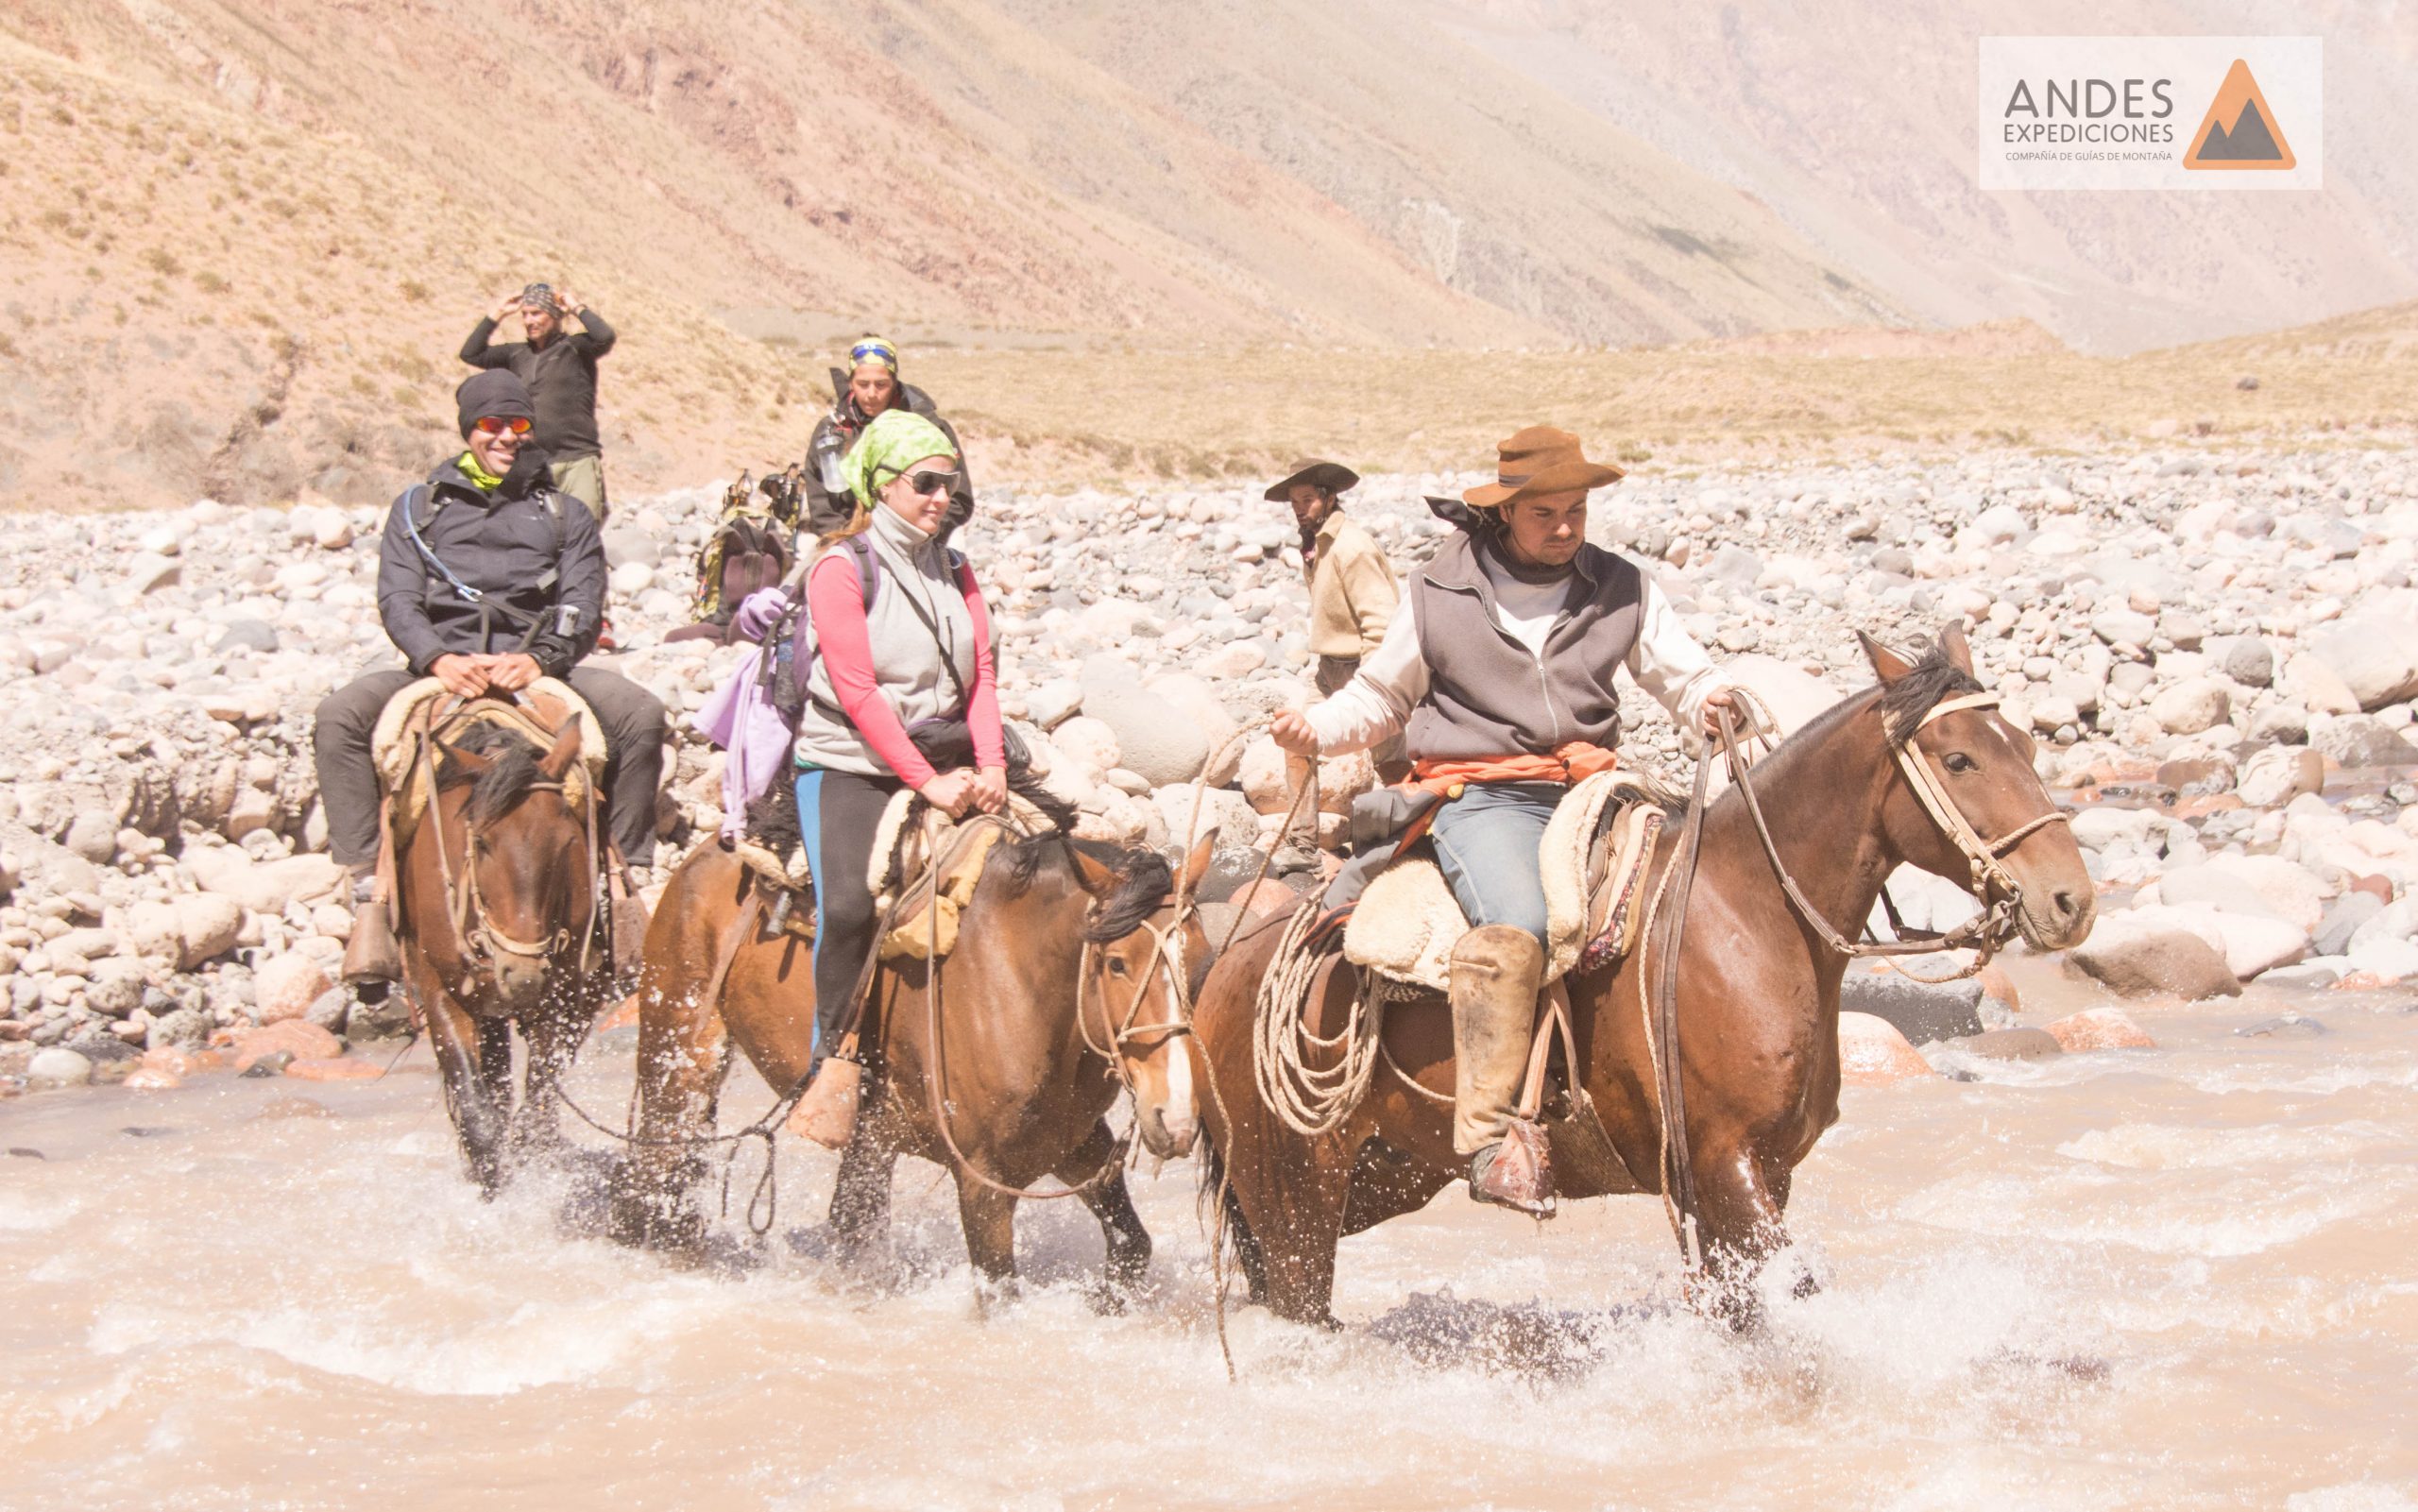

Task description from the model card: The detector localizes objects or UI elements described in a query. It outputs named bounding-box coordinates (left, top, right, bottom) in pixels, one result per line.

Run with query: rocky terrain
left=6, top=435, right=2418, bottom=1096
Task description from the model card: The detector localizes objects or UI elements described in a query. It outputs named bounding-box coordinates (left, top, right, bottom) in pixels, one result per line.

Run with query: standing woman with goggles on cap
left=800, top=334, right=978, bottom=541
left=781, top=408, right=1006, bottom=1065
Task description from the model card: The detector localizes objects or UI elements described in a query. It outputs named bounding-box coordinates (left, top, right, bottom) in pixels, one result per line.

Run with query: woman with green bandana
left=783, top=408, right=1006, bottom=1063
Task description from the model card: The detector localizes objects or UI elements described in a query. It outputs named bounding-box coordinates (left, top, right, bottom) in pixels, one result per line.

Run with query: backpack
left=692, top=470, right=797, bottom=625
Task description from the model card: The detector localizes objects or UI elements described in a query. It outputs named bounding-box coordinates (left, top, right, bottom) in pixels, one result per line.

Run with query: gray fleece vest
left=1404, top=534, right=1644, bottom=762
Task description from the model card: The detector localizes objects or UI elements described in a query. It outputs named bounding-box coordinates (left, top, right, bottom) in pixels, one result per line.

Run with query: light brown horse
left=610, top=823, right=1215, bottom=1300
left=1192, top=629, right=2096, bottom=1328
left=397, top=716, right=610, bottom=1197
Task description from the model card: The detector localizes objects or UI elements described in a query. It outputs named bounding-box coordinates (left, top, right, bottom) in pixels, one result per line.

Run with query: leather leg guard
left=1450, top=925, right=1553, bottom=1216
left=342, top=900, right=402, bottom=984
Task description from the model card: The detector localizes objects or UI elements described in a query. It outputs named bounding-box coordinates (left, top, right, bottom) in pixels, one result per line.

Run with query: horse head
left=1862, top=624, right=2095, bottom=951
left=1068, top=830, right=1217, bottom=1161
left=434, top=720, right=597, bottom=1010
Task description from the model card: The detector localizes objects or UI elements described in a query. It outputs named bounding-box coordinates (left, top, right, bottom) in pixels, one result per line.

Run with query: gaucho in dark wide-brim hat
left=1459, top=425, right=1624, bottom=511
left=1265, top=458, right=1362, bottom=501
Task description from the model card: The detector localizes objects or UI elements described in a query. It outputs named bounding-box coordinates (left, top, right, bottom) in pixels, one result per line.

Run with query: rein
left=1713, top=690, right=2072, bottom=978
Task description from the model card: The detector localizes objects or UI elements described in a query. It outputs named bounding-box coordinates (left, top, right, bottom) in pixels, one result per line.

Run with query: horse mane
left=1873, top=637, right=1986, bottom=747
left=438, top=722, right=550, bottom=826
left=997, top=830, right=1174, bottom=943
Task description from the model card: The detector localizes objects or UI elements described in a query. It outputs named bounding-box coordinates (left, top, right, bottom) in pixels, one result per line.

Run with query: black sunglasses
left=903, top=468, right=957, bottom=497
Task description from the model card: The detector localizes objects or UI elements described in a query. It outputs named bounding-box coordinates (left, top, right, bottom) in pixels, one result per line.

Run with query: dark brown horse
left=611, top=823, right=1215, bottom=1300
left=397, top=715, right=611, bottom=1196
left=1192, top=629, right=2096, bottom=1328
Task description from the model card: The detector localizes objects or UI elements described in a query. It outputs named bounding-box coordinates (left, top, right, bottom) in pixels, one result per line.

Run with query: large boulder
left=1084, top=686, right=1209, bottom=788
left=185, top=847, right=346, bottom=915
left=1050, top=716, right=1122, bottom=778
left=1146, top=673, right=1245, bottom=786
left=2069, top=919, right=2242, bottom=999
left=2044, top=1007, right=2156, bottom=1051
left=2306, top=616, right=2418, bottom=712
left=252, top=954, right=334, bottom=1025
left=2308, top=715, right=2418, bottom=771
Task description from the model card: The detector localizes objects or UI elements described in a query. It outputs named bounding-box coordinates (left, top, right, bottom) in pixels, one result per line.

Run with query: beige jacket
left=1303, top=513, right=1400, bottom=659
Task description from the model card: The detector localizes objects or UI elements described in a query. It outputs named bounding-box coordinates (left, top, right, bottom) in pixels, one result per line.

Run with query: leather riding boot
left=1450, top=924, right=1553, bottom=1216
left=341, top=871, right=401, bottom=985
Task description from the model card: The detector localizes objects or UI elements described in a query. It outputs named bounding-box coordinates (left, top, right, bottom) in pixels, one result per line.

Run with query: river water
left=6, top=973, right=2416, bottom=1511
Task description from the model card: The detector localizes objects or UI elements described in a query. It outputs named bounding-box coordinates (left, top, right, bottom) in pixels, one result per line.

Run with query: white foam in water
left=0, top=1187, right=80, bottom=1233
left=2056, top=1119, right=2402, bottom=1170
left=2290, top=1487, right=2418, bottom=1512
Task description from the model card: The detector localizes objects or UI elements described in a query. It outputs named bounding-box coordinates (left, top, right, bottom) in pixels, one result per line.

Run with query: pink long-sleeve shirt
left=804, top=547, right=1004, bottom=790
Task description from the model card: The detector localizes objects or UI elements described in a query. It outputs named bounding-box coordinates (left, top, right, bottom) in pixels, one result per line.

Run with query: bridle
left=1075, top=906, right=1199, bottom=1088
left=412, top=699, right=603, bottom=995
left=1716, top=689, right=2073, bottom=977
left=1650, top=684, right=2073, bottom=1266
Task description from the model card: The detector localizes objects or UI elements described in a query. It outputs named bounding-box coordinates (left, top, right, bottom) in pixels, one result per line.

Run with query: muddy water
left=6, top=978, right=2417, bottom=1511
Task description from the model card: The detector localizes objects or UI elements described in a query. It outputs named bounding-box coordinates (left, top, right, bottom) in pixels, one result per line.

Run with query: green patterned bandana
left=845, top=409, right=957, bottom=512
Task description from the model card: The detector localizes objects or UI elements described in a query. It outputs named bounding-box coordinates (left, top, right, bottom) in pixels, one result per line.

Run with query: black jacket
left=460, top=311, right=616, bottom=459
left=802, top=381, right=977, bottom=538
left=376, top=452, right=606, bottom=678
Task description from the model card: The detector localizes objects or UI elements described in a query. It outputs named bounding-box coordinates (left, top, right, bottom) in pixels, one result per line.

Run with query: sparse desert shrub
left=142, top=247, right=181, bottom=277
left=196, top=271, right=228, bottom=294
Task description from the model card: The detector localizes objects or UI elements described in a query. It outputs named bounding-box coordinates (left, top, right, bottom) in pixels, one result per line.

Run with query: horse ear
left=1859, top=631, right=1919, bottom=684
left=539, top=722, right=583, bottom=781
left=1938, top=621, right=1976, bottom=676
left=1068, top=842, right=1120, bottom=897
left=436, top=738, right=493, bottom=775
left=1178, top=829, right=1217, bottom=895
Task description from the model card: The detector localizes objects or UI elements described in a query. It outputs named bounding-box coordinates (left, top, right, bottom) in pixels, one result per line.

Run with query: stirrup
left=1468, top=1121, right=1556, bottom=1218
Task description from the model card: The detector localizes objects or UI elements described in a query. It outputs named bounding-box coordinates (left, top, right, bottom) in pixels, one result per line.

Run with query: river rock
left=1837, top=1011, right=1936, bottom=1085
left=1051, top=716, right=1121, bottom=777
left=252, top=954, right=333, bottom=1024
left=230, top=1019, right=343, bottom=1071
left=2314, top=892, right=2386, bottom=956
left=1947, top=1027, right=2063, bottom=1061
left=2280, top=654, right=2361, bottom=717
left=1152, top=784, right=1261, bottom=850
left=185, top=849, right=346, bottom=915
left=1147, top=673, right=1244, bottom=785
left=145, top=1008, right=212, bottom=1050
left=122, top=1065, right=183, bottom=1091
left=2309, top=715, right=2418, bottom=770
left=2237, top=746, right=2324, bottom=807
left=285, top=1057, right=383, bottom=1082
left=25, top=1046, right=93, bottom=1090
left=2043, top=1007, right=2156, bottom=1051
left=2306, top=616, right=2418, bottom=711
left=2150, top=678, right=2229, bottom=736
left=1837, top=963, right=1984, bottom=1044
left=2069, top=923, right=2242, bottom=998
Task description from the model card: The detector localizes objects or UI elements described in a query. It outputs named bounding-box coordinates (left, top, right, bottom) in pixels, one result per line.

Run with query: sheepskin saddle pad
left=370, top=677, right=607, bottom=836
left=869, top=788, right=1062, bottom=964
left=1342, top=769, right=1675, bottom=994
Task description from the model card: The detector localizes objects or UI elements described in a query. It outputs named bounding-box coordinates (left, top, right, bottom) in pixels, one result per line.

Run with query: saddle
left=370, top=676, right=607, bottom=836
left=868, top=788, right=1060, bottom=962
left=1340, top=769, right=1676, bottom=994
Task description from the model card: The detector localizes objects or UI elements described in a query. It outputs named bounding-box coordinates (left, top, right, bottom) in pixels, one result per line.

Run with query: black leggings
left=796, top=768, right=905, bottom=1056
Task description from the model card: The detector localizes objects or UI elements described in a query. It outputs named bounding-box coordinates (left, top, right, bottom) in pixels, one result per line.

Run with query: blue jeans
left=1426, top=782, right=1562, bottom=944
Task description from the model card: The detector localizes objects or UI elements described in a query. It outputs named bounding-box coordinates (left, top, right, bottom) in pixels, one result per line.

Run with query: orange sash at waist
left=1408, top=741, right=1616, bottom=799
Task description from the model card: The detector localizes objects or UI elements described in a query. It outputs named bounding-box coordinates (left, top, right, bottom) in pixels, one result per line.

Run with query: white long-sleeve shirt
left=1303, top=556, right=1733, bottom=755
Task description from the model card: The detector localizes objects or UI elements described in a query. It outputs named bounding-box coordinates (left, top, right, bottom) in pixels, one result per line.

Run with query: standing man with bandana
left=461, top=282, right=617, bottom=523
left=801, top=334, right=977, bottom=540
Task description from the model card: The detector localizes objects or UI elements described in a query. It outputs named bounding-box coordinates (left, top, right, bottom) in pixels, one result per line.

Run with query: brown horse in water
left=1192, top=629, right=2096, bottom=1328
left=610, top=822, right=1215, bottom=1300
left=397, top=717, right=611, bottom=1197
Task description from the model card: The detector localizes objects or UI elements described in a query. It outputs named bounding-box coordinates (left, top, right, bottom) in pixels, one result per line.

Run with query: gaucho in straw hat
left=1270, top=425, right=1743, bottom=1217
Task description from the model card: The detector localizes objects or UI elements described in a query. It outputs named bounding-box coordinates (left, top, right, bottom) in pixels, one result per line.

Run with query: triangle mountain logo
left=2183, top=59, right=2295, bottom=170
